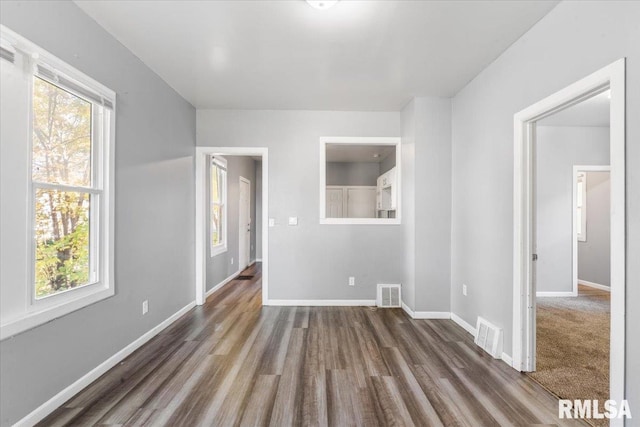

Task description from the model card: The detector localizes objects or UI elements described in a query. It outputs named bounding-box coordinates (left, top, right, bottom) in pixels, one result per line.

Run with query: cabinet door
left=326, top=188, right=344, bottom=218
left=346, top=187, right=376, bottom=218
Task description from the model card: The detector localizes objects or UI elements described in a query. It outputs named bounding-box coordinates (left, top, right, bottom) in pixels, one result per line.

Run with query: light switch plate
left=268, top=218, right=275, bottom=227
left=288, top=217, right=298, bottom=226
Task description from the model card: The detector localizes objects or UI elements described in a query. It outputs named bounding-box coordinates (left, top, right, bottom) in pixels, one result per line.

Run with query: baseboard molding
left=15, top=300, right=196, bottom=427
left=578, top=279, right=610, bottom=292
left=264, top=299, right=376, bottom=306
left=255, top=258, right=263, bottom=262
left=536, top=291, right=576, bottom=297
left=205, top=269, right=242, bottom=298
left=501, top=352, right=513, bottom=367
left=401, top=303, right=452, bottom=320
left=451, top=312, right=477, bottom=336
left=249, top=259, right=256, bottom=267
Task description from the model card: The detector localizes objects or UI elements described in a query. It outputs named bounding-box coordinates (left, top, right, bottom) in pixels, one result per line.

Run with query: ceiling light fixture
left=373, top=153, right=380, bottom=158
left=306, top=0, right=338, bottom=10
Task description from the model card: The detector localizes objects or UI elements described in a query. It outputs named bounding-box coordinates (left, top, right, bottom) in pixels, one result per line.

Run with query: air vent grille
left=474, top=317, right=503, bottom=358
left=377, top=284, right=401, bottom=308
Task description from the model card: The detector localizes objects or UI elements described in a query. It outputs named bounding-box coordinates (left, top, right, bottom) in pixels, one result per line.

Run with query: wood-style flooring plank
left=39, top=263, right=589, bottom=427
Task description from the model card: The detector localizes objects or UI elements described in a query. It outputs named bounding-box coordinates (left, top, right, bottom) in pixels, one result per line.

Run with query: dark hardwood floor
left=40, top=263, right=586, bottom=426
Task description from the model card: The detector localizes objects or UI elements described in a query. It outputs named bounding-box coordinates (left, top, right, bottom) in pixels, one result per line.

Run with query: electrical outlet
left=462, top=284, right=467, bottom=296
left=142, top=300, right=149, bottom=315
left=348, top=277, right=355, bottom=286
left=231, top=257, right=234, bottom=265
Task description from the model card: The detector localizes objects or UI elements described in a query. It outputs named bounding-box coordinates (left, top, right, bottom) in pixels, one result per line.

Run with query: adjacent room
left=1, top=1, right=638, bottom=426
left=530, top=92, right=612, bottom=427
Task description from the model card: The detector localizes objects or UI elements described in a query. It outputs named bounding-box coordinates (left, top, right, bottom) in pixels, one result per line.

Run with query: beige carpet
left=528, top=284, right=610, bottom=426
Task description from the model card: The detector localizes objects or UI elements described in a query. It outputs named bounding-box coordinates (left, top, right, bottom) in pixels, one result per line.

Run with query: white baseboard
left=249, top=259, right=256, bottom=267
left=578, top=279, right=610, bottom=292
left=255, top=258, right=263, bottom=262
left=450, top=312, right=477, bottom=336
left=264, top=299, right=376, bottom=306
left=15, top=300, right=196, bottom=427
left=501, top=352, right=513, bottom=367
left=401, top=302, right=452, bottom=320
left=206, top=269, right=242, bottom=298
left=536, top=291, right=576, bottom=297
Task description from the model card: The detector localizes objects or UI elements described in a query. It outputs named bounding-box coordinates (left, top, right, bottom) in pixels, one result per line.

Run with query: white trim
left=536, top=291, right=576, bottom=297
left=501, top=353, right=513, bottom=367
left=205, top=269, right=242, bottom=298
left=319, top=136, right=401, bottom=225
left=578, top=279, right=611, bottom=292
left=14, top=300, right=196, bottom=427
left=572, top=165, right=610, bottom=298
left=195, top=147, right=269, bottom=307
left=249, top=259, right=256, bottom=267
left=512, top=59, right=625, bottom=419
left=401, top=302, right=451, bottom=320
left=451, top=312, right=477, bottom=336
left=264, top=299, right=375, bottom=307
left=255, top=258, right=263, bottom=262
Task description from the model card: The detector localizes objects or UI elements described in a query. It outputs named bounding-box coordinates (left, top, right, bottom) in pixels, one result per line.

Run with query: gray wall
left=536, top=126, right=609, bottom=293
left=256, top=161, right=263, bottom=260
left=197, top=110, right=404, bottom=300
left=578, top=171, right=611, bottom=287
left=380, top=150, right=396, bottom=175
left=326, top=162, right=381, bottom=186
left=450, top=0, right=640, bottom=411
left=0, top=1, right=196, bottom=425
left=206, top=156, right=257, bottom=291
left=400, top=97, right=452, bottom=313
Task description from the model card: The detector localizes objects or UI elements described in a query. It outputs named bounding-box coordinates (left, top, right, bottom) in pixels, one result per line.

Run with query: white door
left=326, top=188, right=344, bottom=218
left=346, top=187, right=376, bottom=218
left=239, top=177, right=251, bottom=270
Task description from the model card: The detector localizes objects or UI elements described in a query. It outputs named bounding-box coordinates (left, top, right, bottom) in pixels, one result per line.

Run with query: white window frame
left=319, top=137, right=401, bottom=225
left=0, top=26, right=115, bottom=340
left=210, top=156, right=228, bottom=257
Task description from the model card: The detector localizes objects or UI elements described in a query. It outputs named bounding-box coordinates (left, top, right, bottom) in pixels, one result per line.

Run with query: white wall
left=578, top=171, right=611, bottom=287
left=535, top=126, right=609, bottom=293
left=197, top=110, right=405, bottom=301
left=450, top=0, right=640, bottom=410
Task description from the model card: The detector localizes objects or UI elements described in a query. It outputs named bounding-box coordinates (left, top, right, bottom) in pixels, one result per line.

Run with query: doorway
left=238, top=176, right=251, bottom=270
left=512, top=59, right=626, bottom=419
left=195, top=147, right=269, bottom=306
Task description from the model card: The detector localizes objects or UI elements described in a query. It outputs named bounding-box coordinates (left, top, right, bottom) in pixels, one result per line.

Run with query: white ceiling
left=538, top=90, right=610, bottom=127
left=75, top=0, right=558, bottom=111
left=326, top=144, right=395, bottom=163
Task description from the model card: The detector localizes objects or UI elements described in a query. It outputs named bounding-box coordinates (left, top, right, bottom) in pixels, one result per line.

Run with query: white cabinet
left=326, top=186, right=376, bottom=218
left=377, top=167, right=397, bottom=211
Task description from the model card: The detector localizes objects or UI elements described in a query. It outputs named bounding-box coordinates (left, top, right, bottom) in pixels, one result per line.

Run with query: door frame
left=238, top=176, right=251, bottom=270
left=195, top=147, right=268, bottom=306
left=512, top=59, right=625, bottom=415
left=572, top=165, right=611, bottom=296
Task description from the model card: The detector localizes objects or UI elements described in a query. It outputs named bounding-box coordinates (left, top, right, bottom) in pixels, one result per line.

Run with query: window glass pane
left=32, top=77, right=92, bottom=187
left=34, top=188, right=91, bottom=298
left=577, top=207, right=583, bottom=235
left=212, top=204, right=221, bottom=246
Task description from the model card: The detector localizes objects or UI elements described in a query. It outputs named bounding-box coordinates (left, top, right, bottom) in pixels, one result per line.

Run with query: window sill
left=0, top=285, right=114, bottom=341
left=320, top=218, right=401, bottom=225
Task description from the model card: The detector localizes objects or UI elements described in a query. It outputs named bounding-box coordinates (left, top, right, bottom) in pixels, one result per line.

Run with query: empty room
left=0, top=1, right=638, bottom=426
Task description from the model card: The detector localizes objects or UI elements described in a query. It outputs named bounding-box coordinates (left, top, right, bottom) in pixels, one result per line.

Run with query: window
left=576, top=172, right=587, bottom=242
left=210, top=156, right=227, bottom=256
left=319, top=137, right=401, bottom=225
left=1, top=26, right=115, bottom=339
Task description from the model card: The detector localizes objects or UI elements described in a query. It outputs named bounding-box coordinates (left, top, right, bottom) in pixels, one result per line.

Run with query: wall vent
left=377, top=284, right=401, bottom=308
left=474, top=317, right=503, bottom=358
